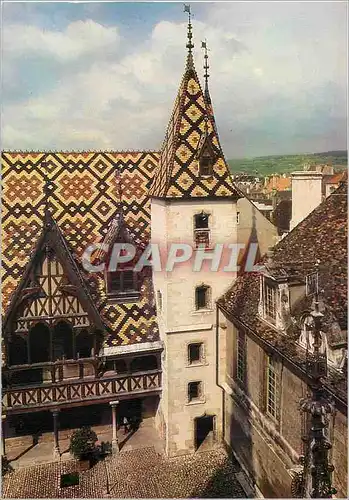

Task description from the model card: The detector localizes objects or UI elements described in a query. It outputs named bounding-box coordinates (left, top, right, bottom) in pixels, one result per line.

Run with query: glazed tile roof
left=2, top=151, right=160, bottom=346
left=149, top=56, right=239, bottom=199
left=218, top=181, right=347, bottom=402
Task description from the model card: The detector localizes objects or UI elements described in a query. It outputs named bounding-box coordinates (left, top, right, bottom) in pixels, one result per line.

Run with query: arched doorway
left=52, top=321, right=73, bottom=360
left=30, top=323, right=50, bottom=363
left=194, top=414, right=215, bottom=451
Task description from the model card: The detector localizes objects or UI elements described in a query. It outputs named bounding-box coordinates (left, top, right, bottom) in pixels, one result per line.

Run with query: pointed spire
left=201, top=40, right=211, bottom=104
left=184, top=4, right=194, bottom=69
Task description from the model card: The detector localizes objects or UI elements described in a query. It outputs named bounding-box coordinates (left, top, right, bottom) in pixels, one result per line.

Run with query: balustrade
left=3, top=369, right=162, bottom=412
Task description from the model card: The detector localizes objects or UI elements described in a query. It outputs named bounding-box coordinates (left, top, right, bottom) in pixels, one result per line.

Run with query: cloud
left=3, top=19, right=120, bottom=61
left=1, top=2, right=347, bottom=156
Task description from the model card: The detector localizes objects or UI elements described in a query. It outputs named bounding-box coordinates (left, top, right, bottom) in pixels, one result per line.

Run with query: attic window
left=265, top=283, right=277, bottom=321
left=107, top=269, right=140, bottom=302
left=199, top=155, right=213, bottom=177
left=260, top=277, right=277, bottom=324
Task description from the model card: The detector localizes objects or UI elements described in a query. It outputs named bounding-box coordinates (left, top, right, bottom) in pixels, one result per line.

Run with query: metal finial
left=42, top=158, right=53, bottom=225
left=184, top=4, right=194, bottom=68
left=201, top=40, right=210, bottom=103
left=116, top=167, right=124, bottom=220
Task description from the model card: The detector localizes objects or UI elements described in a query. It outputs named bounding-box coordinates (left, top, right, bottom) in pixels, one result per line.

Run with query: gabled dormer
left=94, top=206, right=144, bottom=303
left=196, top=121, right=217, bottom=178
left=258, top=253, right=292, bottom=332
left=3, top=212, right=105, bottom=367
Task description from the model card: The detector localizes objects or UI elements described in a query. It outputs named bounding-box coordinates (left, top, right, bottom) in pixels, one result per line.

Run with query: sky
left=1, top=0, right=347, bottom=158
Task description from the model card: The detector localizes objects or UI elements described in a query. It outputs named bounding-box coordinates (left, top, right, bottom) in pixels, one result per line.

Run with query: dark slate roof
left=218, top=181, right=348, bottom=403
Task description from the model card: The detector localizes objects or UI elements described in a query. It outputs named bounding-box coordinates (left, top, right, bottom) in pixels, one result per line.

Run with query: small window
left=188, top=381, right=202, bottom=402
left=194, top=212, right=209, bottom=229
left=236, top=212, right=240, bottom=225
left=188, top=343, right=203, bottom=364
left=265, top=283, right=276, bottom=321
left=266, top=356, right=279, bottom=420
left=199, top=155, right=213, bottom=176
left=195, top=285, right=210, bottom=310
left=107, top=270, right=140, bottom=302
left=157, top=290, right=162, bottom=312
left=194, top=212, right=210, bottom=248
left=236, top=331, right=247, bottom=384
left=109, top=270, right=135, bottom=293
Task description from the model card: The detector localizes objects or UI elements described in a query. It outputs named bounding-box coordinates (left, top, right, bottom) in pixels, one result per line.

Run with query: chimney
left=290, top=171, right=323, bottom=230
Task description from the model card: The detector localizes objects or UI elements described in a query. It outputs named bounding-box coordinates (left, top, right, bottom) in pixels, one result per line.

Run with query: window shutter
left=123, top=270, right=134, bottom=291
left=110, top=272, right=122, bottom=292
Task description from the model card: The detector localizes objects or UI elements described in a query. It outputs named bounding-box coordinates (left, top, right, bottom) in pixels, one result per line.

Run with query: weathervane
left=201, top=40, right=211, bottom=104
left=184, top=4, right=194, bottom=68
left=42, top=157, right=54, bottom=227
left=116, top=167, right=124, bottom=220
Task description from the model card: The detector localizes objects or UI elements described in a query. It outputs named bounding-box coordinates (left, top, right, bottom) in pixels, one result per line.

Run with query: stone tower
left=150, top=11, right=240, bottom=456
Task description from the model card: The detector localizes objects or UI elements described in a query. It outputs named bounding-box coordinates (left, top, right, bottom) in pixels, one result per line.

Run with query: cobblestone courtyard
left=3, top=447, right=247, bottom=498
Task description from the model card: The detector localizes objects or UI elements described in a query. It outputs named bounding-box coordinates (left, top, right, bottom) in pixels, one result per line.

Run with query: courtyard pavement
left=6, top=418, right=164, bottom=469
left=2, top=446, right=248, bottom=498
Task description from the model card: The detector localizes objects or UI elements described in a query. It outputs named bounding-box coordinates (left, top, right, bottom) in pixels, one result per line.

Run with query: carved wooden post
left=1, top=414, right=6, bottom=457
left=109, top=400, right=119, bottom=454
left=51, top=409, right=60, bottom=457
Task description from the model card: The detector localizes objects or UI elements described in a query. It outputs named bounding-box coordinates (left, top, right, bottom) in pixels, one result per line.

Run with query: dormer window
left=198, top=136, right=215, bottom=177
left=107, top=269, right=140, bottom=302
left=265, top=283, right=277, bottom=321
left=194, top=212, right=210, bottom=248
left=199, top=154, right=213, bottom=176
left=260, top=277, right=277, bottom=324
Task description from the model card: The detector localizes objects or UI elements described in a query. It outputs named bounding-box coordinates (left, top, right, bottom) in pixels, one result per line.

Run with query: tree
left=70, top=426, right=98, bottom=461
left=1, top=456, right=13, bottom=477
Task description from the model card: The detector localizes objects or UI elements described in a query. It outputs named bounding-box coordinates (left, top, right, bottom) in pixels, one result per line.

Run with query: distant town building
left=217, top=181, right=347, bottom=497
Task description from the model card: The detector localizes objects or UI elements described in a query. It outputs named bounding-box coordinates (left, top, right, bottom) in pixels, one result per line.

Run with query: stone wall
left=151, top=198, right=237, bottom=456
left=236, top=197, right=279, bottom=257
left=290, top=171, right=323, bottom=230
left=223, top=318, right=348, bottom=498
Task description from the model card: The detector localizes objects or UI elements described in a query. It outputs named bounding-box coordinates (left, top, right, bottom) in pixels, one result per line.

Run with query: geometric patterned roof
left=1, top=151, right=160, bottom=346
left=149, top=55, right=239, bottom=199
left=2, top=46, right=239, bottom=347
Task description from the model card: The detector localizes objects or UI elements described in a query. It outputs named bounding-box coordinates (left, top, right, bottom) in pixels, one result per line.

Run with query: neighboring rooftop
left=218, top=181, right=347, bottom=404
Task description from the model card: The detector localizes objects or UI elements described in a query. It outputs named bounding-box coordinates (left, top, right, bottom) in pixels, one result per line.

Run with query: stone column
left=51, top=410, right=60, bottom=457
left=109, top=400, right=119, bottom=454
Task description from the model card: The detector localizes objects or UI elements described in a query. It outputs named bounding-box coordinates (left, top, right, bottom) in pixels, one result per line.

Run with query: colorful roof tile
left=149, top=54, right=239, bottom=199
left=2, top=151, right=160, bottom=346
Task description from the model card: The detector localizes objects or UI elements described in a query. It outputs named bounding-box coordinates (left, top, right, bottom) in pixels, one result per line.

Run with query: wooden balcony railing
left=3, top=369, right=162, bottom=412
